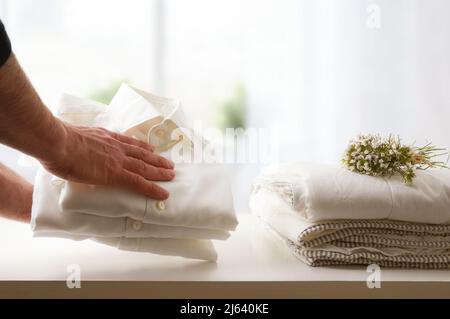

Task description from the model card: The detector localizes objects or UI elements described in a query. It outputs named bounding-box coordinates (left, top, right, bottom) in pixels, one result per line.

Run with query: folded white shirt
left=31, top=84, right=238, bottom=261
left=33, top=170, right=218, bottom=261
left=59, top=162, right=237, bottom=231
left=252, top=162, right=450, bottom=224
left=54, top=84, right=237, bottom=231
left=34, top=173, right=230, bottom=240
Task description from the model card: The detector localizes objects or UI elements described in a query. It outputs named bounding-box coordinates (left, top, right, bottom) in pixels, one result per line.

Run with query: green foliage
left=216, top=84, right=247, bottom=130
left=87, top=79, right=129, bottom=105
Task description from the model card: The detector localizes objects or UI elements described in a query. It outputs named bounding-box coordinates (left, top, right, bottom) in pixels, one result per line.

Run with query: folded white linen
left=251, top=185, right=450, bottom=268
left=32, top=170, right=218, bottom=261
left=253, top=162, right=450, bottom=224
left=30, top=84, right=238, bottom=261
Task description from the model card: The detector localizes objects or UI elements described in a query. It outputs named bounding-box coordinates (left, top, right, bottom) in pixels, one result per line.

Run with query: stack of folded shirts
left=31, top=84, right=238, bottom=261
left=250, top=162, right=450, bottom=268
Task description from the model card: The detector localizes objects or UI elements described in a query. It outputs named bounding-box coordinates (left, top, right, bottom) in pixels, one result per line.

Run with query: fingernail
left=168, top=160, right=175, bottom=168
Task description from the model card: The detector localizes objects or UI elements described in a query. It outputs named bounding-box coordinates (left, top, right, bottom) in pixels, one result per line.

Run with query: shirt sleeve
left=0, top=20, right=12, bottom=67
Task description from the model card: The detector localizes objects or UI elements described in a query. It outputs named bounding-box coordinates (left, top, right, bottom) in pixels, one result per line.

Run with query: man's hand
left=41, top=124, right=175, bottom=200
left=0, top=55, right=174, bottom=200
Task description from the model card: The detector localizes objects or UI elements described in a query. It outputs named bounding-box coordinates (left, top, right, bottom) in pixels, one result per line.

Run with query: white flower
left=343, top=134, right=448, bottom=184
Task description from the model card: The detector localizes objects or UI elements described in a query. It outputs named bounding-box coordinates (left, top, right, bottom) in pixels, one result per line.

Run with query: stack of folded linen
left=250, top=162, right=450, bottom=268
left=31, top=84, right=238, bottom=261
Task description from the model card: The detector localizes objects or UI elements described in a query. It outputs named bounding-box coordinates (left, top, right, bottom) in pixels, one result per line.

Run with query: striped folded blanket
left=250, top=163, right=450, bottom=269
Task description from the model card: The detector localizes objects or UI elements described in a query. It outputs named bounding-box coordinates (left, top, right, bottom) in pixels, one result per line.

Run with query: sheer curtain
left=246, top=0, right=450, bottom=165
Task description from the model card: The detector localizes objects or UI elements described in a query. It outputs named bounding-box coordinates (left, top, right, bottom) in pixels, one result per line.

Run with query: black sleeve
left=0, top=20, right=12, bottom=67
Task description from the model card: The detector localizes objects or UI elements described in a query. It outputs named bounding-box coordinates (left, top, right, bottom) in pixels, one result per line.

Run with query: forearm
left=0, top=54, right=66, bottom=162
left=0, top=162, right=33, bottom=223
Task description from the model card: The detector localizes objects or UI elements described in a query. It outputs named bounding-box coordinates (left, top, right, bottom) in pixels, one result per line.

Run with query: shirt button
left=132, top=221, right=142, bottom=231
left=156, top=200, right=166, bottom=211
left=155, top=128, right=166, bottom=138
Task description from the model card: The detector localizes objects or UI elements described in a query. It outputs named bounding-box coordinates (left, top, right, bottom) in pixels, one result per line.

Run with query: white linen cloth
left=250, top=162, right=450, bottom=268
left=252, top=162, right=450, bottom=224
left=31, top=84, right=238, bottom=261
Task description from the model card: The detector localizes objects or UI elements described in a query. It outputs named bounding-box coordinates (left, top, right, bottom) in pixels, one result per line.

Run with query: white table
left=0, top=215, right=449, bottom=298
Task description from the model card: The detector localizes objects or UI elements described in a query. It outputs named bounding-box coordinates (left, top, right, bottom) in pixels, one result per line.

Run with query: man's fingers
left=124, top=144, right=174, bottom=169
left=123, top=158, right=175, bottom=181
left=120, top=170, right=170, bottom=200
left=111, top=132, right=155, bottom=152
